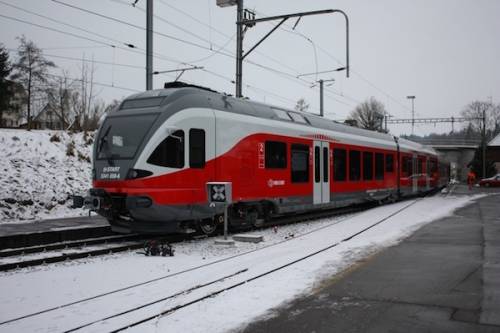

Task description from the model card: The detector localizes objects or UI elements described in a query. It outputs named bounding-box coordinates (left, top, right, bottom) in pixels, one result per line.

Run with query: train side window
left=291, top=144, right=309, bottom=183
left=349, top=150, right=361, bottom=181
left=386, top=154, right=394, bottom=172
left=418, top=158, right=424, bottom=174
left=189, top=129, right=205, bottom=168
left=147, top=130, right=184, bottom=168
left=314, top=146, right=320, bottom=183
left=363, top=152, right=373, bottom=181
left=323, top=147, right=329, bottom=182
left=333, top=148, right=346, bottom=181
left=402, top=156, right=413, bottom=174
left=402, top=156, right=408, bottom=173
left=375, top=153, right=384, bottom=180
left=265, top=141, right=287, bottom=169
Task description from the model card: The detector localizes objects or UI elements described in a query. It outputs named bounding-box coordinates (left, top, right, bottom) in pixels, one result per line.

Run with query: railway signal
left=207, top=182, right=233, bottom=243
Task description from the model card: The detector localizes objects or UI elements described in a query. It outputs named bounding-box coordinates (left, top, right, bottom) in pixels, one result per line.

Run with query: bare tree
left=461, top=101, right=495, bottom=133
left=11, top=36, right=55, bottom=130
left=348, top=97, right=386, bottom=132
left=295, top=98, right=309, bottom=112
left=69, top=56, right=101, bottom=131
left=46, top=70, right=75, bottom=130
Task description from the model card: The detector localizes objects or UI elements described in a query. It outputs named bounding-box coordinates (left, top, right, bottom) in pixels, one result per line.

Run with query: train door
left=313, top=141, right=330, bottom=204
left=412, top=154, right=418, bottom=193
left=425, top=157, right=431, bottom=190
left=184, top=109, right=216, bottom=180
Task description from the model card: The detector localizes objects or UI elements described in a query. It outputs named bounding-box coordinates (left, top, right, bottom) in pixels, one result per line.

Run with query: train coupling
left=72, top=189, right=109, bottom=211
left=71, top=194, right=102, bottom=210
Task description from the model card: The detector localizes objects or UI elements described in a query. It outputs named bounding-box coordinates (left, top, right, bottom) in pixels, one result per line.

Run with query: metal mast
left=146, top=0, right=153, bottom=90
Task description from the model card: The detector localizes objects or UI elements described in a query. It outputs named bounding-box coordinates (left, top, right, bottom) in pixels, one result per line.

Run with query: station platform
left=0, top=215, right=108, bottom=249
left=244, top=187, right=500, bottom=332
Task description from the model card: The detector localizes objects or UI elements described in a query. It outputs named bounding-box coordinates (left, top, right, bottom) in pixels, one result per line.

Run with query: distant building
left=487, top=133, right=500, bottom=173
left=0, top=81, right=26, bottom=128
left=30, top=104, right=65, bottom=130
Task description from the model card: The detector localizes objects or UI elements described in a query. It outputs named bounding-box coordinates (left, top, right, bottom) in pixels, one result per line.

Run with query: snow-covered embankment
left=0, top=129, right=92, bottom=223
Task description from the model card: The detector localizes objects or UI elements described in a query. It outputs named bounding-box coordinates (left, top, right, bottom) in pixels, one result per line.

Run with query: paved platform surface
left=0, top=215, right=107, bottom=237
left=244, top=189, right=500, bottom=332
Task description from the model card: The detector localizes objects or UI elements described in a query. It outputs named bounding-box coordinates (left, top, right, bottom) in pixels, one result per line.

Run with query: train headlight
left=126, top=169, right=153, bottom=180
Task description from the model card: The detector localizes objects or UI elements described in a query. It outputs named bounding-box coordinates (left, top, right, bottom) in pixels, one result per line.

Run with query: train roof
left=119, top=82, right=437, bottom=156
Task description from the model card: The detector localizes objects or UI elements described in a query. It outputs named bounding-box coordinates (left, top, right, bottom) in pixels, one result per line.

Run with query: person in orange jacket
left=467, top=170, right=476, bottom=190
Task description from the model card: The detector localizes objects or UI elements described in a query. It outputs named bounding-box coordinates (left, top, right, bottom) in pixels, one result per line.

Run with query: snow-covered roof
left=488, top=133, right=500, bottom=147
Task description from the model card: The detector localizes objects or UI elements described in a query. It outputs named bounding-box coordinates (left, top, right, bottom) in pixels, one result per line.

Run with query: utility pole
left=482, top=107, right=486, bottom=178
left=407, top=95, right=415, bottom=135
left=146, top=0, right=153, bottom=90
left=235, top=0, right=244, bottom=97
left=317, top=78, right=335, bottom=117
left=297, top=69, right=344, bottom=117
left=319, top=80, right=324, bottom=117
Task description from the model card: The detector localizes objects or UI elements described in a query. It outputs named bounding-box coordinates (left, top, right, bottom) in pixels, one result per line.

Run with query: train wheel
left=197, top=218, right=218, bottom=235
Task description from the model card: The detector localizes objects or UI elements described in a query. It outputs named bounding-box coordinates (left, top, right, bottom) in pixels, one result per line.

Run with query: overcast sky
left=1, top=0, right=499, bottom=135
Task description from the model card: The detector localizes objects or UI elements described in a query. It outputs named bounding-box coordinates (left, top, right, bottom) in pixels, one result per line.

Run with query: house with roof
left=487, top=132, right=500, bottom=173
left=30, top=104, right=66, bottom=130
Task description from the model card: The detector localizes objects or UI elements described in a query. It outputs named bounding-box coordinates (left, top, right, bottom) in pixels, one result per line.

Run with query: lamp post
left=407, top=95, right=415, bottom=135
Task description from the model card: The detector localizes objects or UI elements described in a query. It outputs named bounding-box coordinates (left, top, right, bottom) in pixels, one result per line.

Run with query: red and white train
left=82, top=82, right=449, bottom=234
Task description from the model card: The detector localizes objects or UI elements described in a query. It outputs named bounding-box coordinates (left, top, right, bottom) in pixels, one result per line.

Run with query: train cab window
left=333, top=148, right=347, bottom=181
left=375, top=153, right=384, bottom=180
left=349, top=150, right=361, bottom=181
left=265, top=141, right=287, bottom=169
left=291, top=144, right=309, bottom=183
left=147, top=130, right=184, bottom=168
left=386, top=154, right=394, bottom=172
left=189, top=129, right=205, bottom=168
left=363, top=152, right=373, bottom=181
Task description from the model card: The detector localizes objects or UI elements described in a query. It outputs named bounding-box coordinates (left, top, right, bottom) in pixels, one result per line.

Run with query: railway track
left=108, top=199, right=421, bottom=332
left=0, top=200, right=376, bottom=273
left=0, top=195, right=428, bottom=332
left=0, top=234, right=150, bottom=272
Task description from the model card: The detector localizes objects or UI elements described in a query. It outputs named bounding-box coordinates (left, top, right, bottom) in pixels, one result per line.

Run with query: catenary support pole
left=482, top=108, right=486, bottom=178
left=146, top=0, right=153, bottom=90
left=235, top=0, right=244, bottom=97
left=319, top=79, right=324, bottom=117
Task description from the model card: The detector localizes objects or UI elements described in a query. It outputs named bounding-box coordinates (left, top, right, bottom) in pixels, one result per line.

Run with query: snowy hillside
left=0, top=129, right=93, bottom=223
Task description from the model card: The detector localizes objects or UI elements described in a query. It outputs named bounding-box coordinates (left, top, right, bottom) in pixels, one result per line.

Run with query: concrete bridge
left=410, top=138, right=481, bottom=181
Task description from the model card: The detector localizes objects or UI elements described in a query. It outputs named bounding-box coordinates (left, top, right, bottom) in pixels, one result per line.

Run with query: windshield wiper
left=98, top=125, right=112, bottom=154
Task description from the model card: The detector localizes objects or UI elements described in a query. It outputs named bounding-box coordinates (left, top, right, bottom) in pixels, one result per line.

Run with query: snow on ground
left=0, top=129, right=92, bottom=223
left=0, top=193, right=485, bottom=333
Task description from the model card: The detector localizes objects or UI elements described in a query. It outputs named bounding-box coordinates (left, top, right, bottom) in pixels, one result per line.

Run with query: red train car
left=81, top=83, right=449, bottom=234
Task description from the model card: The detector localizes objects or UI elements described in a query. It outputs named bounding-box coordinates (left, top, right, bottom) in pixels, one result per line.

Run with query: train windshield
left=97, top=114, right=158, bottom=160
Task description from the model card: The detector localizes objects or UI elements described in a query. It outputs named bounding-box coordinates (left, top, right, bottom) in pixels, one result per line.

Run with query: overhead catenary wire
left=5, top=0, right=355, bottom=109
left=57, top=0, right=354, bottom=107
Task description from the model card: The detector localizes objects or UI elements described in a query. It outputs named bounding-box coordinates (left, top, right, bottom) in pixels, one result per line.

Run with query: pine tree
left=0, top=44, right=13, bottom=125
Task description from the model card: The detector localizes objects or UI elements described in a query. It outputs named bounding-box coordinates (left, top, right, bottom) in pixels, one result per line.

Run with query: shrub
left=50, top=133, right=61, bottom=142
left=66, top=141, right=75, bottom=157
left=77, top=151, right=91, bottom=163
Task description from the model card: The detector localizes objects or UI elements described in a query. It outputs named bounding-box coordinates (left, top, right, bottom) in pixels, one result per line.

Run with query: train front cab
left=91, top=102, right=220, bottom=234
